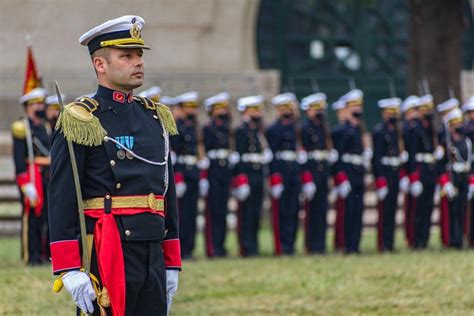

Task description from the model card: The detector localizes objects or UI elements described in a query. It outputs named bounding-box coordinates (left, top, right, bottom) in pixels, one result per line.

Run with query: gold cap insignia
left=130, top=23, right=141, bottom=39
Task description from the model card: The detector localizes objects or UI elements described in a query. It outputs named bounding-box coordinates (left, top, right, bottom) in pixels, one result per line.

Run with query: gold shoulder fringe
left=155, top=102, right=178, bottom=136
left=56, top=103, right=107, bottom=146
left=11, top=120, right=27, bottom=139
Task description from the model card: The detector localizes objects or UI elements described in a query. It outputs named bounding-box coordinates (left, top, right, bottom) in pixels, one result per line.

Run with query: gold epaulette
left=56, top=101, right=106, bottom=147
left=11, top=120, right=26, bottom=139
left=134, top=96, right=178, bottom=136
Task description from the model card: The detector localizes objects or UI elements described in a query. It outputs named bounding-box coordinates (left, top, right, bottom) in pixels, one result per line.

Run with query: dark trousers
left=414, top=180, right=435, bottom=249
left=278, top=175, right=301, bottom=255
left=344, top=183, right=364, bottom=253
left=41, top=179, right=50, bottom=260
left=85, top=239, right=167, bottom=316
left=305, top=177, right=329, bottom=253
left=238, top=171, right=264, bottom=256
left=377, top=175, right=399, bottom=251
left=206, top=167, right=231, bottom=257
left=22, top=209, right=42, bottom=265
left=448, top=180, right=467, bottom=249
left=179, top=176, right=199, bottom=258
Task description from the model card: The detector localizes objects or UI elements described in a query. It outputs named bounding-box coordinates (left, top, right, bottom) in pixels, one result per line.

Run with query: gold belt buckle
left=147, top=193, right=158, bottom=210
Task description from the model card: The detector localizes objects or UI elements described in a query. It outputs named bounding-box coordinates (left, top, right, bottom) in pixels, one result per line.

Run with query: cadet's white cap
left=45, top=94, right=66, bottom=107
left=418, top=94, right=433, bottom=107
left=237, top=95, right=264, bottom=112
left=159, top=96, right=175, bottom=106
left=341, top=89, right=363, bottom=105
left=174, top=91, right=199, bottom=105
left=19, top=87, right=48, bottom=104
left=138, top=86, right=161, bottom=99
left=331, top=99, right=346, bottom=111
left=401, top=96, right=420, bottom=113
left=271, top=92, right=297, bottom=106
left=461, top=96, right=474, bottom=112
left=204, top=92, right=230, bottom=112
left=300, top=93, right=327, bottom=111
left=443, top=108, right=463, bottom=125
left=378, top=98, right=401, bottom=109
left=436, top=98, right=459, bottom=113
left=79, top=15, right=150, bottom=54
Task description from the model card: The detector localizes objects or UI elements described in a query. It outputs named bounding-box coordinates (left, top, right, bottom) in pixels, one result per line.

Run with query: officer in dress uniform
left=266, top=92, right=303, bottom=255
left=233, top=95, right=269, bottom=256
left=48, top=16, right=180, bottom=315
left=331, top=89, right=367, bottom=254
left=45, top=94, right=63, bottom=130
left=12, top=87, right=51, bottom=265
left=170, top=91, right=202, bottom=260
left=406, top=94, right=439, bottom=249
left=462, top=96, right=474, bottom=246
left=299, top=93, right=337, bottom=254
left=372, top=98, right=407, bottom=252
left=200, top=92, right=235, bottom=258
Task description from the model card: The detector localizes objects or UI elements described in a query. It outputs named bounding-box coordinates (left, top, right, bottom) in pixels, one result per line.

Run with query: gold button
left=116, top=183, right=122, bottom=189
left=125, top=230, right=131, bottom=236
left=110, top=160, right=116, bottom=166
left=105, top=194, right=111, bottom=200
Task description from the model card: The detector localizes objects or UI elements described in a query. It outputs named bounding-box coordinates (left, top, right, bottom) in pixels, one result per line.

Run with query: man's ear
left=93, top=56, right=107, bottom=75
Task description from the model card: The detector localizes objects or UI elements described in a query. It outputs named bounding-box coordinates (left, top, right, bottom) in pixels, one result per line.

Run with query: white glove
left=468, top=184, right=474, bottom=200
left=297, top=151, right=308, bottom=165
left=270, top=183, right=284, bottom=199
left=170, top=151, right=177, bottom=166
left=197, top=157, right=210, bottom=170
left=399, top=176, right=410, bottom=193
left=377, top=186, right=389, bottom=201
left=228, top=151, right=240, bottom=167
left=327, top=149, right=339, bottom=165
left=166, top=269, right=179, bottom=315
left=434, top=146, right=445, bottom=160
left=410, top=181, right=423, bottom=197
left=62, top=270, right=96, bottom=315
left=263, top=148, right=273, bottom=164
left=175, top=182, right=187, bottom=198
left=337, top=181, right=351, bottom=199
left=233, top=184, right=250, bottom=201
left=302, top=182, right=316, bottom=201
left=443, top=182, right=457, bottom=201
left=199, top=178, right=209, bottom=197
left=363, top=149, right=372, bottom=170
left=22, top=183, right=37, bottom=205
left=399, top=151, right=409, bottom=163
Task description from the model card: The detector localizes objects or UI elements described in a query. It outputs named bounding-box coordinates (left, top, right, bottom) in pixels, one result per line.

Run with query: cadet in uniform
left=170, top=91, right=201, bottom=260
left=12, top=87, right=51, bottom=265
left=407, top=94, right=439, bottom=249
left=401, top=96, right=422, bottom=247
left=202, top=92, right=234, bottom=257
left=462, top=96, right=474, bottom=246
left=437, top=108, right=471, bottom=248
left=331, top=89, right=367, bottom=254
left=372, top=98, right=406, bottom=251
left=300, top=93, right=337, bottom=254
left=45, top=94, right=63, bottom=130
left=266, top=92, right=302, bottom=255
left=48, top=16, right=180, bottom=315
left=233, top=95, right=269, bottom=256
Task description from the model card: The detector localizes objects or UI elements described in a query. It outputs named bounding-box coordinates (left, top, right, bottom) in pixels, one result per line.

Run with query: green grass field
left=1, top=226, right=474, bottom=315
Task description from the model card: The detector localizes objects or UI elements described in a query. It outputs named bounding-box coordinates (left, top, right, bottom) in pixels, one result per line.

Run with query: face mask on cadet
left=35, top=109, right=46, bottom=119
left=352, top=111, right=363, bottom=119
left=251, top=116, right=262, bottom=125
left=454, top=126, right=464, bottom=135
left=388, top=117, right=399, bottom=125
left=217, top=113, right=229, bottom=122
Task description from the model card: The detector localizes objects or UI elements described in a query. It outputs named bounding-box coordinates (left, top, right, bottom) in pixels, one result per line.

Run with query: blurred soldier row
left=12, top=83, right=474, bottom=262
left=137, top=86, right=474, bottom=257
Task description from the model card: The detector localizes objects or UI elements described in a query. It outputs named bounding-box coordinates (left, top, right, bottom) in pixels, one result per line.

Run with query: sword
left=55, top=81, right=90, bottom=275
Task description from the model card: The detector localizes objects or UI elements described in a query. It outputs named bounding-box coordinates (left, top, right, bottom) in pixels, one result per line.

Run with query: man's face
left=467, top=111, right=474, bottom=121
left=95, top=48, right=145, bottom=91
left=46, top=107, right=60, bottom=121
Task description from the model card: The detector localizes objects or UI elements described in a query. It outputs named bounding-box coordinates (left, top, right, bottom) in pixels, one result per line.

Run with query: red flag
left=23, top=44, right=41, bottom=94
